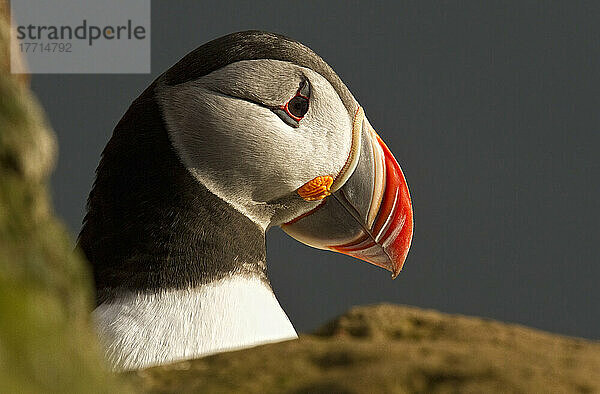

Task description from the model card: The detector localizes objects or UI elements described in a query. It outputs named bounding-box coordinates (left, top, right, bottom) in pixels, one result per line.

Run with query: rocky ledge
left=130, top=304, right=599, bottom=394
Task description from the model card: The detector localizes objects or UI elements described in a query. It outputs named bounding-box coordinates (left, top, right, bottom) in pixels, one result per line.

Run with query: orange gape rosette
left=297, top=175, right=334, bottom=201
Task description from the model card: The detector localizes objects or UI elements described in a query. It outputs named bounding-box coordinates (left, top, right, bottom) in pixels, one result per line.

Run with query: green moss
left=0, top=3, right=127, bottom=391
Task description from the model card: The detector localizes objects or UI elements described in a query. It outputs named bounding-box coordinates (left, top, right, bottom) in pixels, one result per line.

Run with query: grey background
left=30, top=1, right=599, bottom=339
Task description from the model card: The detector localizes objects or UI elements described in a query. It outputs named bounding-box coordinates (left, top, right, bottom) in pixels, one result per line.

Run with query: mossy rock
left=0, top=2, right=126, bottom=392
left=130, top=304, right=600, bottom=394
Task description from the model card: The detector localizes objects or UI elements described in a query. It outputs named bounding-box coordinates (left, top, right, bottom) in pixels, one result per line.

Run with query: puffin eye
left=272, top=81, right=310, bottom=128
left=287, top=96, right=309, bottom=118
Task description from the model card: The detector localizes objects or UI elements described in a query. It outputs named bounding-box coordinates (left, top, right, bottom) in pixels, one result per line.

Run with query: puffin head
left=80, top=31, right=413, bottom=370
left=158, top=32, right=413, bottom=278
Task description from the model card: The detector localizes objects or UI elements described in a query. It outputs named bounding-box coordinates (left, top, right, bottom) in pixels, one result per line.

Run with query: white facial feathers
left=157, top=59, right=354, bottom=228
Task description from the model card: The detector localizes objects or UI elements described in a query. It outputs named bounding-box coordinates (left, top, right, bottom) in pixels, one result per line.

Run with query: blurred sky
left=30, top=1, right=599, bottom=338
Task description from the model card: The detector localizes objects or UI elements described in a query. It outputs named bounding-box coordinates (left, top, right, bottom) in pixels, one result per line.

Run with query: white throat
left=93, top=275, right=298, bottom=371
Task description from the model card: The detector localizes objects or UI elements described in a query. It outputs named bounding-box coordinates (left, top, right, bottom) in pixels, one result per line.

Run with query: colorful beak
left=282, top=107, right=413, bottom=278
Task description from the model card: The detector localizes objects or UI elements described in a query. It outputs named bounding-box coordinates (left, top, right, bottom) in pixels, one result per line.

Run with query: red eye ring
left=271, top=80, right=311, bottom=128
left=280, top=91, right=309, bottom=121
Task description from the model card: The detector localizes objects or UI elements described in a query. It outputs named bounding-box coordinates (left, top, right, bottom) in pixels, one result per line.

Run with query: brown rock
left=131, top=304, right=600, bottom=394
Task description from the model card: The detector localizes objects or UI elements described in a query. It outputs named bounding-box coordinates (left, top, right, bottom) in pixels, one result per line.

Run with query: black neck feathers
left=77, top=82, right=267, bottom=304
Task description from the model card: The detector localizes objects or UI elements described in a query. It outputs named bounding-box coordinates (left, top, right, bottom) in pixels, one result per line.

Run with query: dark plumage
left=77, top=82, right=266, bottom=304
left=164, top=31, right=356, bottom=114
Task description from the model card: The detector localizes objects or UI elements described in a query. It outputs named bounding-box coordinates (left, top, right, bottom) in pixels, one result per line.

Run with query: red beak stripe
left=330, top=132, right=413, bottom=278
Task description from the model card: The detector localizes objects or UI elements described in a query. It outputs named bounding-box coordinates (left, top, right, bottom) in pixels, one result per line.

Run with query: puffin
left=78, top=31, right=414, bottom=371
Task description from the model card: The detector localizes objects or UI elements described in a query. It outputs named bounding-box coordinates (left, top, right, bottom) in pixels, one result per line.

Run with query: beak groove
left=282, top=106, right=413, bottom=279
left=329, top=127, right=413, bottom=279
